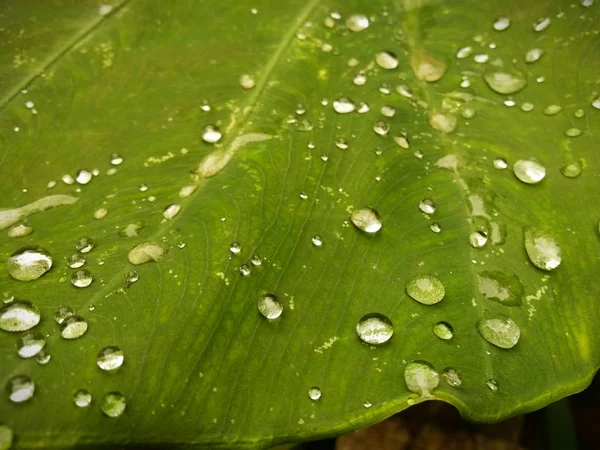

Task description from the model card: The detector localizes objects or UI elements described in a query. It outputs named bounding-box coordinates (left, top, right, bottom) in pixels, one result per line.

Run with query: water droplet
left=404, top=361, right=439, bottom=396
left=0, top=301, right=40, bottom=332
left=380, top=105, right=396, bottom=117
left=418, top=198, right=436, bottom=214
left=230, top=242, right=241, bottom=254
left=75, top=237, right=95, bottom=254
left=433, top=321, right=454, bottom=340
left=101, top=392, right=126, bottom=417
left=258, top=294, right=283, bottom=319
left=335, top=137, right=349, bottom=150
left=456, top=46, right=472, bottom=59
left=8, top=223, right=33, bottom=238
left=128, top=242, right=167, bottom=265
left=6, top=375, right=35, bottom=403
left=110, top=153, right=123, bottom=165
left=71, top=269, right=93, bottom=288
left=60, top=315, right=89, bottom=339
left=350, top=207, right=382, bottom=234
left=592, top=97, right=600, bottom=109
left=202, top=125, right=222, bottom=144
left=7, top=247, right=52, bottom=281
left=411, top=51, right=447, bottom=82
left=430, top=222, right=441, bottom=233
left=62, top=174, right=75, bottom=185
left=363, top=400, right=372, bottom=408
left=357, top=102, right=370, bottom=113
left=428, top=111, right=457, bottom=134
left=239, top=264, right=251, bottom=276
left=97, top=346, right=125, bottom=371
left=373, top=120, right=390, bottom=136
left=394, top=135, right=410, bottom=149
left=139, top=183, right=149, bottom=192
left=543, top=105, right=562, bottom=115
left=406, top=274, right=445, bottom=305
left=375, top=51, right=398, bottom=70
left=66, top=254, right=85, bottom=269
left=461, top=107, right=475, bottom=119
left=525, top=48, right=544, bottom=63
left=533, top=17, right=551, bottom=32
left=295, top=104, right=306, bottom=115
left=524, top=228, right=561, bottom=271
left=311, top=235, right=323, bottom=247
left=76, top=169, right=92, bottom=185
left=163, top=204, right=181, bottom=220
left=239, top=74, right=256, bottom=90
left=356, top=313, right=394, bottom=345
left=74, top=389, right=92, bottom=407
left=442, top=368, right=462, bottom=387
left=477, top=313, right=520, bottom=349
left=513, top=159, right=546, bottom=184
left=574, top=109, right=585, bottom=119
left=521, top=102, right=534, bottom=112
left=332, top=97, right=356, bottom=114
left=561, top=162, right=582, bottom=178
left=36, top=351, right=51, bottom=365
left=565, top=128, right=583, bottom=138
left=94, top=207, right=108, bottom=220
left=54, top=306, right=74, bottom=324
left=493, top=158, right=508, bottom=169
left=396, top=85, right=413, bottom=98
left=346, top=14, right=369, bottom=32
left=483, top=71, right=527, bottom=95
left=493, top=17, right=511, bottom=31
left=250, top=254, right=262, bottom=266
left=0, top=423, right=13, bottom=449
left=487, top=379, right=499, bottom=392
left=308, top=386, right=322, bottom=401
left=474, top=54, right=489, bottom=63
left=353, top=73, right=367, bottom=86
left=16, top=331, right=45, bottom=358
left=120, top=221, right=145, bottom=237
left=469, top=230, right=488, bottom=248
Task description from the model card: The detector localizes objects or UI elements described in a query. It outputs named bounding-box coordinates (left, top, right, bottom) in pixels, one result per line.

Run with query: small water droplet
left=477, top=313, right=520, bottom=349
left=54, top=306, right=74, bottom=324
left=239, top=264, right=251, bottom=276
left=62, top=174, right=75, bottom=185
left=525, top=48, right=544, bottom=63
left=493, top=17, right=511, bottom=31
left=250, top=254, right=262, bottom=266
left=373, top=120, right=390, bottom=136
left=380, top=105, right=395, bottom=118
left=7, top=223, right=33, bottom=238
left=332, top=97, right=356, bottom=114
left=396, top=85, right=413, bottom=98
left=346, top=14, right=369, bottom=32
left=110, top=153, right=123, bottom=165
left=71, top=269, right=93, bottom=288
left=469, top=230, right=488, bottom=248
left=404, top=361, right=439, bottom=396
left=561, top=162, right=582, bottom=178
left=350, top=207, right=382, bottom=234
left=353, top=73, right=367, bottom=86
left=16, top=331, right=45, bottom=358
left=429, top=111, right=457, bottom=134
left=357, top=102, right=370, bottom=113
left=202, top=125, right=222, bottom=144
left=533, top=17, right=551, bottom=32
left=524, top=228, right=561, bottom=271
left=375, top=51, right=398, bottom=70
left=94, top=207, right=108, bottom=220
left=230, top=242, right=241, bottom=254
left=163, top=204, right=181, bottom=220
left=474, top=54, right=489, bottom=63
left=521, top=102, right=534, bottom=112
left=311, top=235, right=323, bottom=247
left=363, top=400, right=372, bottom=408
left=394, top=134, right=410, bottom=149
left=433, top=321, right=454, bottom=340
left=75, top=237, right=95, bottom=254
left=60, top=315, right=89, bottom=339
left=6, top=375, right=35, bottom=403
left=239, top=74, right=256, bottom=90
left=66, top=254, right=86, bottom=269
left=36, top=351, right=51, bottom=365
left=493, top=158, right=508, bottom=169
left=308, top=386, right=322, bottom=401
left=0, top=301, right=40, bottom=332
left=97, top=346, right=125, bottom=371
left=574, top=109, right=585, bottom=118
left=335, top=137, right=349, bottom=150
left=418, top=198, right=436, bottom=214
left=101, top=392, right=126, bottom=417
left=543, top=105, right=562, bottom=115
left=76, top=169, right=93, bottom=185
left=406, top=274, right=445, bottom=305
left=456, top=46, right=472, bottom=59
left=258, top=294, right=283, bottom=319
left=592, top=97, right=600, bottom=109
left=565, top=127, right=583, bottom=138
left=356, top=313, right=394, bottom=345
left=295, top=104, right=306, bottom=115
left=513, top=159, right=546, bottom=184
left=411, top=51, right=447, bottom=82
left=483, top=71, right=527, bottom=94
left=442, top=368, right=462, bottom=387
left=430, top=222, right=441, bottom=233
left=487, top=379, right=499, bottom=392
left=74, top=389, right=92, bottom=407
left=7, top=247, right=52, bottom=281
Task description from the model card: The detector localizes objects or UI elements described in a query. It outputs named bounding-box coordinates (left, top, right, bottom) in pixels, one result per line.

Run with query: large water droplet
left=356, top=313, right=394, bottom=345
left=513, top=159, right=546, bottom=184
left=60, top=315, right=88, bottom=339
left=406, top=274, right=445, bottom=305
left=74, top=389, right=92, bottom=407
left=345, top=14, right=369, bottom=32
left=202, top=125, right=222, bottom=144
left=75, top=237, right=95, bottom=254
left=308, top=386, right=322, bottom=401
left=442, top=368, right=462, bottom=387
left=483, top=71, right=527, bottom=94
left=478, top=271, right=524, bottom=306
left=6, top=375, right=35, bottom=403
left=332, top=97, right=356, bottom=114
left=404, top=361, right=439, bottom=396
left=16, top=331, right=46, bottom=358
left=524, top=228, right=561, bottom=271
left=97, top=346, right=125, bottom=371
left=350, top=207, right=382, bottom=234
left=375, top=51, right=398, bottom=70
left=71, top=269, right=93, bottom=288
left=7, top=247, right=52, bottom=281
left=433, top=321, right=454, bottom=340
left=418, top=198, right=436, bottom=214
left=258, top=294, right=283, bottom=319
left=101, top=392, right=126, bottom=417
left=476, top=313, right=520, bottom=349
left=0, top=301, right=40, bottom=332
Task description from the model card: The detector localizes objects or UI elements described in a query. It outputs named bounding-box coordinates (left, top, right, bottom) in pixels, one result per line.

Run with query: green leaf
left=1, top=0, right=599, bottom=448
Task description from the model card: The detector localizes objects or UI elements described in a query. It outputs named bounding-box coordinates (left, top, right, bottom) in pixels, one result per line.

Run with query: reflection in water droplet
left=75, top=237, right=95, bottom=254
left=483, top=71, right=527, bottom=94
left=433, top=321, right=454, bottom=340
left=67, top=254, right=86, bottom=269
left=478, top=271, right=524, bottom=306
left=6, top=375, right=35, bottom=403
left=373, top=121, right=389, bottom=136
left=308, top=386, right=322, bottom=401
left=543, top=105, right=562, bottom=115
left=54, top=306, right=74, bottom=324
left=71, top=269, right=93, bottom=288
left=513, top=159, right=546, bottom=184
left=97, top=346, right=125, bottom=371
left=469, top=230, right=488, bottom=248
left=375, top=51, right=398, bottom=70
left=406, top=274, right=445, bottom=305
left=60, top=315, right=89, bottom=339
left=350, top=207, right=382, bottom=234
left=16, top=331, right=46, bottom=358
left=356, top=313, right=394, bottom=345
left=101, top=392, right=126, bottom=417
left=346, top=14, right=369, bottom=32
left=493, top=158, right=508, bottom=170
left=404, top=361, right=439, bottom=396
left=332, top=97, right=356, bottom=114
left=74, top=389, right=92, bottom=407
left=418, top=198, right=436, bottom=214
left=561, top=162, right=582, bottom=178
left=487, top=379, right=499, bottom=392
left=524, top=228, right=562, bottom=271
left=0, top=301, right=40, bottom=332
left=477, top=313, right=520, bottom=349
left=493, top=17, right=511, bottom=31
left=311, top=235, right=323, bottom=247
left=442, top=368, right=462, bottom=387
left=7, top=248, right=52, bottom=281
left=525, top=48, right=544, bottom=63
left=258, top=294, right=283, bottom=319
